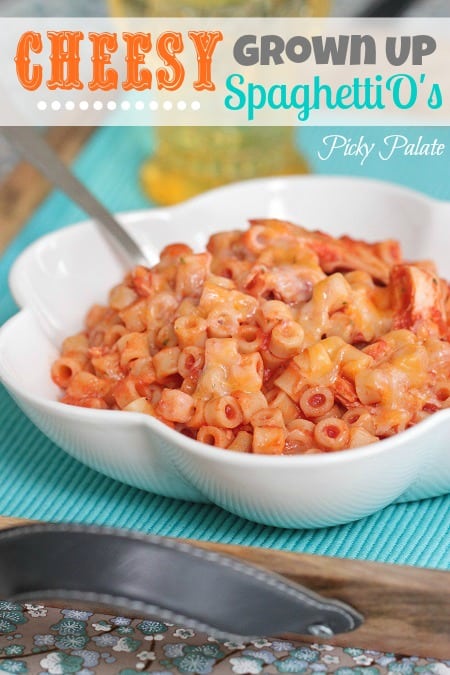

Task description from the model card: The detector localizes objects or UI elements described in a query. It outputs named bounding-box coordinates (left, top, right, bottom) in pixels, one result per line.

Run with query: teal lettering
left=386, top=73, right=418, bottom=109
left=224, top=73, right=246, bottom=110
left=248, top=82, right=266, bottom=120
left=267, top=84, right=290, bottom=109
left=291, top=84, right=310, bottom=121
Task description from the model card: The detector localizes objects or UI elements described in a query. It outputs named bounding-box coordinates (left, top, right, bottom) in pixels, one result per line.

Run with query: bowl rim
left=3, top=173, right=450, bottom=468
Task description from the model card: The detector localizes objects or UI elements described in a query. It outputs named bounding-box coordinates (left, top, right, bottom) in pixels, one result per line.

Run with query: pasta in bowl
left=1, top=176, right=450, bottom=528
left=51, top=218, right=450, bottom=456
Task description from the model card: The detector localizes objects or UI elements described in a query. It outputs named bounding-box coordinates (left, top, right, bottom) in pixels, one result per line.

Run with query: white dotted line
left=37, top=100, right=201, bottom=112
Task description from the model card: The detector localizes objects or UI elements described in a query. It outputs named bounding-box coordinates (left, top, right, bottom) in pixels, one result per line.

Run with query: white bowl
left=1, top=176, right=449, bottom=529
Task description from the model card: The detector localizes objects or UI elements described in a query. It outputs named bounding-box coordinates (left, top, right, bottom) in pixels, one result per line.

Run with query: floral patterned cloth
left=0, top=603, right=448, bottom=674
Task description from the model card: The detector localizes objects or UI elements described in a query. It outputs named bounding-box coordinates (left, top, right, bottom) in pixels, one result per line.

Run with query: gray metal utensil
left=2, top=126, right=147, bottom=267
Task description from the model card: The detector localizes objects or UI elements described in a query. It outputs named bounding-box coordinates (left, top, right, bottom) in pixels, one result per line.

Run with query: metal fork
left=2, top=126, right=148, bottom=267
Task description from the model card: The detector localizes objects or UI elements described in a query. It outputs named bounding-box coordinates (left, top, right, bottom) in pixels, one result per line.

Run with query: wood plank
left=0, top=516, right=448, bottom=659
left=0, top=126, right=94, bottom=252
left=195, top=540, right=450, bottom=660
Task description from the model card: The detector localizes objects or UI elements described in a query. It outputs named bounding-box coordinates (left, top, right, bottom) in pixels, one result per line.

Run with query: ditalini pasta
left=52, top=219, right=450, bottom=454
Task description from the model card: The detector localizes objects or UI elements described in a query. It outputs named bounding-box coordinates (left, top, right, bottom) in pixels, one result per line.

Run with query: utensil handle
left=0, top=523, right=361, bottom=641
left=0, top=518, right=448, bottom=659
left=1, top=126, right=147, bottom=267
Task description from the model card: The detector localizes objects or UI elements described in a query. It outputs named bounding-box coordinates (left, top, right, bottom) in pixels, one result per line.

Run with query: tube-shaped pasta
left=354, top=369, right=386, bottom=405
left=260, top=349, right=285, bottom=372
left=91, top=352, right=121, bottom=380
left=197, top=426, right=234, bottom=448
left=242, top=224, right=269, bottom=253
left=176, top=298, right=198, bottom=318
left=111, top=377, right=140, bottom=409
left=145, top=383, right=163, bottom=407
left=256, top=300, right=293, bottom=333
left=232, top=391, right=267, bottom=424
left=314, top=404, right=344, bottom=423
left=124, top=397, right=156, bottom=416
left=204, top=396, right=243, bottom=429
left=153, top=346, right=181, bottom=381
left=148, top=291, right=178, bottom=323
left=207, top=230, right=241, bottom=256
left=128, top=357, right=156, bottom=384
left=67, top=371, right=111, bottom=399
left=174, top=315, right=208, bottom=349
left=159, top=242, right=193, bottom=264
left=62, top=332, right=89, bottom=357
left=156, top=324, right=178, bottom=349
left=103, top=324, right=128, bottom=348
left=237, top=324, right=263, bottom=354
left=207, top=309, right=239, bottom=338
left=348, top=426, right=379, bottom=448
left=181, top=376, right=198, bottom=395
left=342, top=407, right=376, bottom=433
left=230, top=352, right=264, bottom=393
left=299, top=386, right=334, bottom=418
left=340, top=345, right=374, bottom=380
left=61, top=394, right=108, bottom=409
left=285, top=419, right=315, bottom=454
left=178, top=347, right=204, bottom=378
left=116, top=332, right=150, bottom=369
left=186, top=398, right=206, bottom=429
left=250, top=407, right=285, bottom=429
left=274, top=362, right=304, bottom=401
left=157, top=389, right=195, bottom=423
left=228, top=430, right=253, bottom=452
left=265, top=389, right=299, bottom=425
left=314, top=417, right=350, bottom=451
left=252, top=426, right=286, bottom=454
left=269, top=321, right=304, bottom=359
left=109, top=284, right=138, bottom=311
left=119, top=298, right=148, bottom=332
left=51, top=357, right=82, bottom=389
left=175, top=253, right=210, bottom=299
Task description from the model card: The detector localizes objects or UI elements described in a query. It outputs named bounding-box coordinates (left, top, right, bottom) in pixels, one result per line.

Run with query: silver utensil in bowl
left=2, top=126, right=147, bottom=267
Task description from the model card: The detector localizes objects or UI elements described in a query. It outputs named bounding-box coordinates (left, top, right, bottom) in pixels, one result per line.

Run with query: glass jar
left=110, top=0, right=330, bottom=205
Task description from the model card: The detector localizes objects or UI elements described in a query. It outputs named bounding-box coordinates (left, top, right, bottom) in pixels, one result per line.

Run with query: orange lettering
left=46, top=31, right=83, bottom=90
left=156, top=32, right=184, bottom=91
left=88, top=32, right=118, bottom=91
left=122, top=32, right=152, bottom=91
left=188, top=31, right=223, bottom=91
left=15, top=31, right=43, bottom=91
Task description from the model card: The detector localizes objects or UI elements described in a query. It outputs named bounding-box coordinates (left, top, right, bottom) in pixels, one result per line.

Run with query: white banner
left=1, top=17, right=449, bottom=125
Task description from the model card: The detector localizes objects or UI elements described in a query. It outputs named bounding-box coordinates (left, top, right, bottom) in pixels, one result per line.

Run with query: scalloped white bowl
left=1, top=176, right=449, bottom=529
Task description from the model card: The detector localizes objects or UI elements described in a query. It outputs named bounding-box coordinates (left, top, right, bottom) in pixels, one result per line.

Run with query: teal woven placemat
left=0, top=126, right=449, bottom=569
